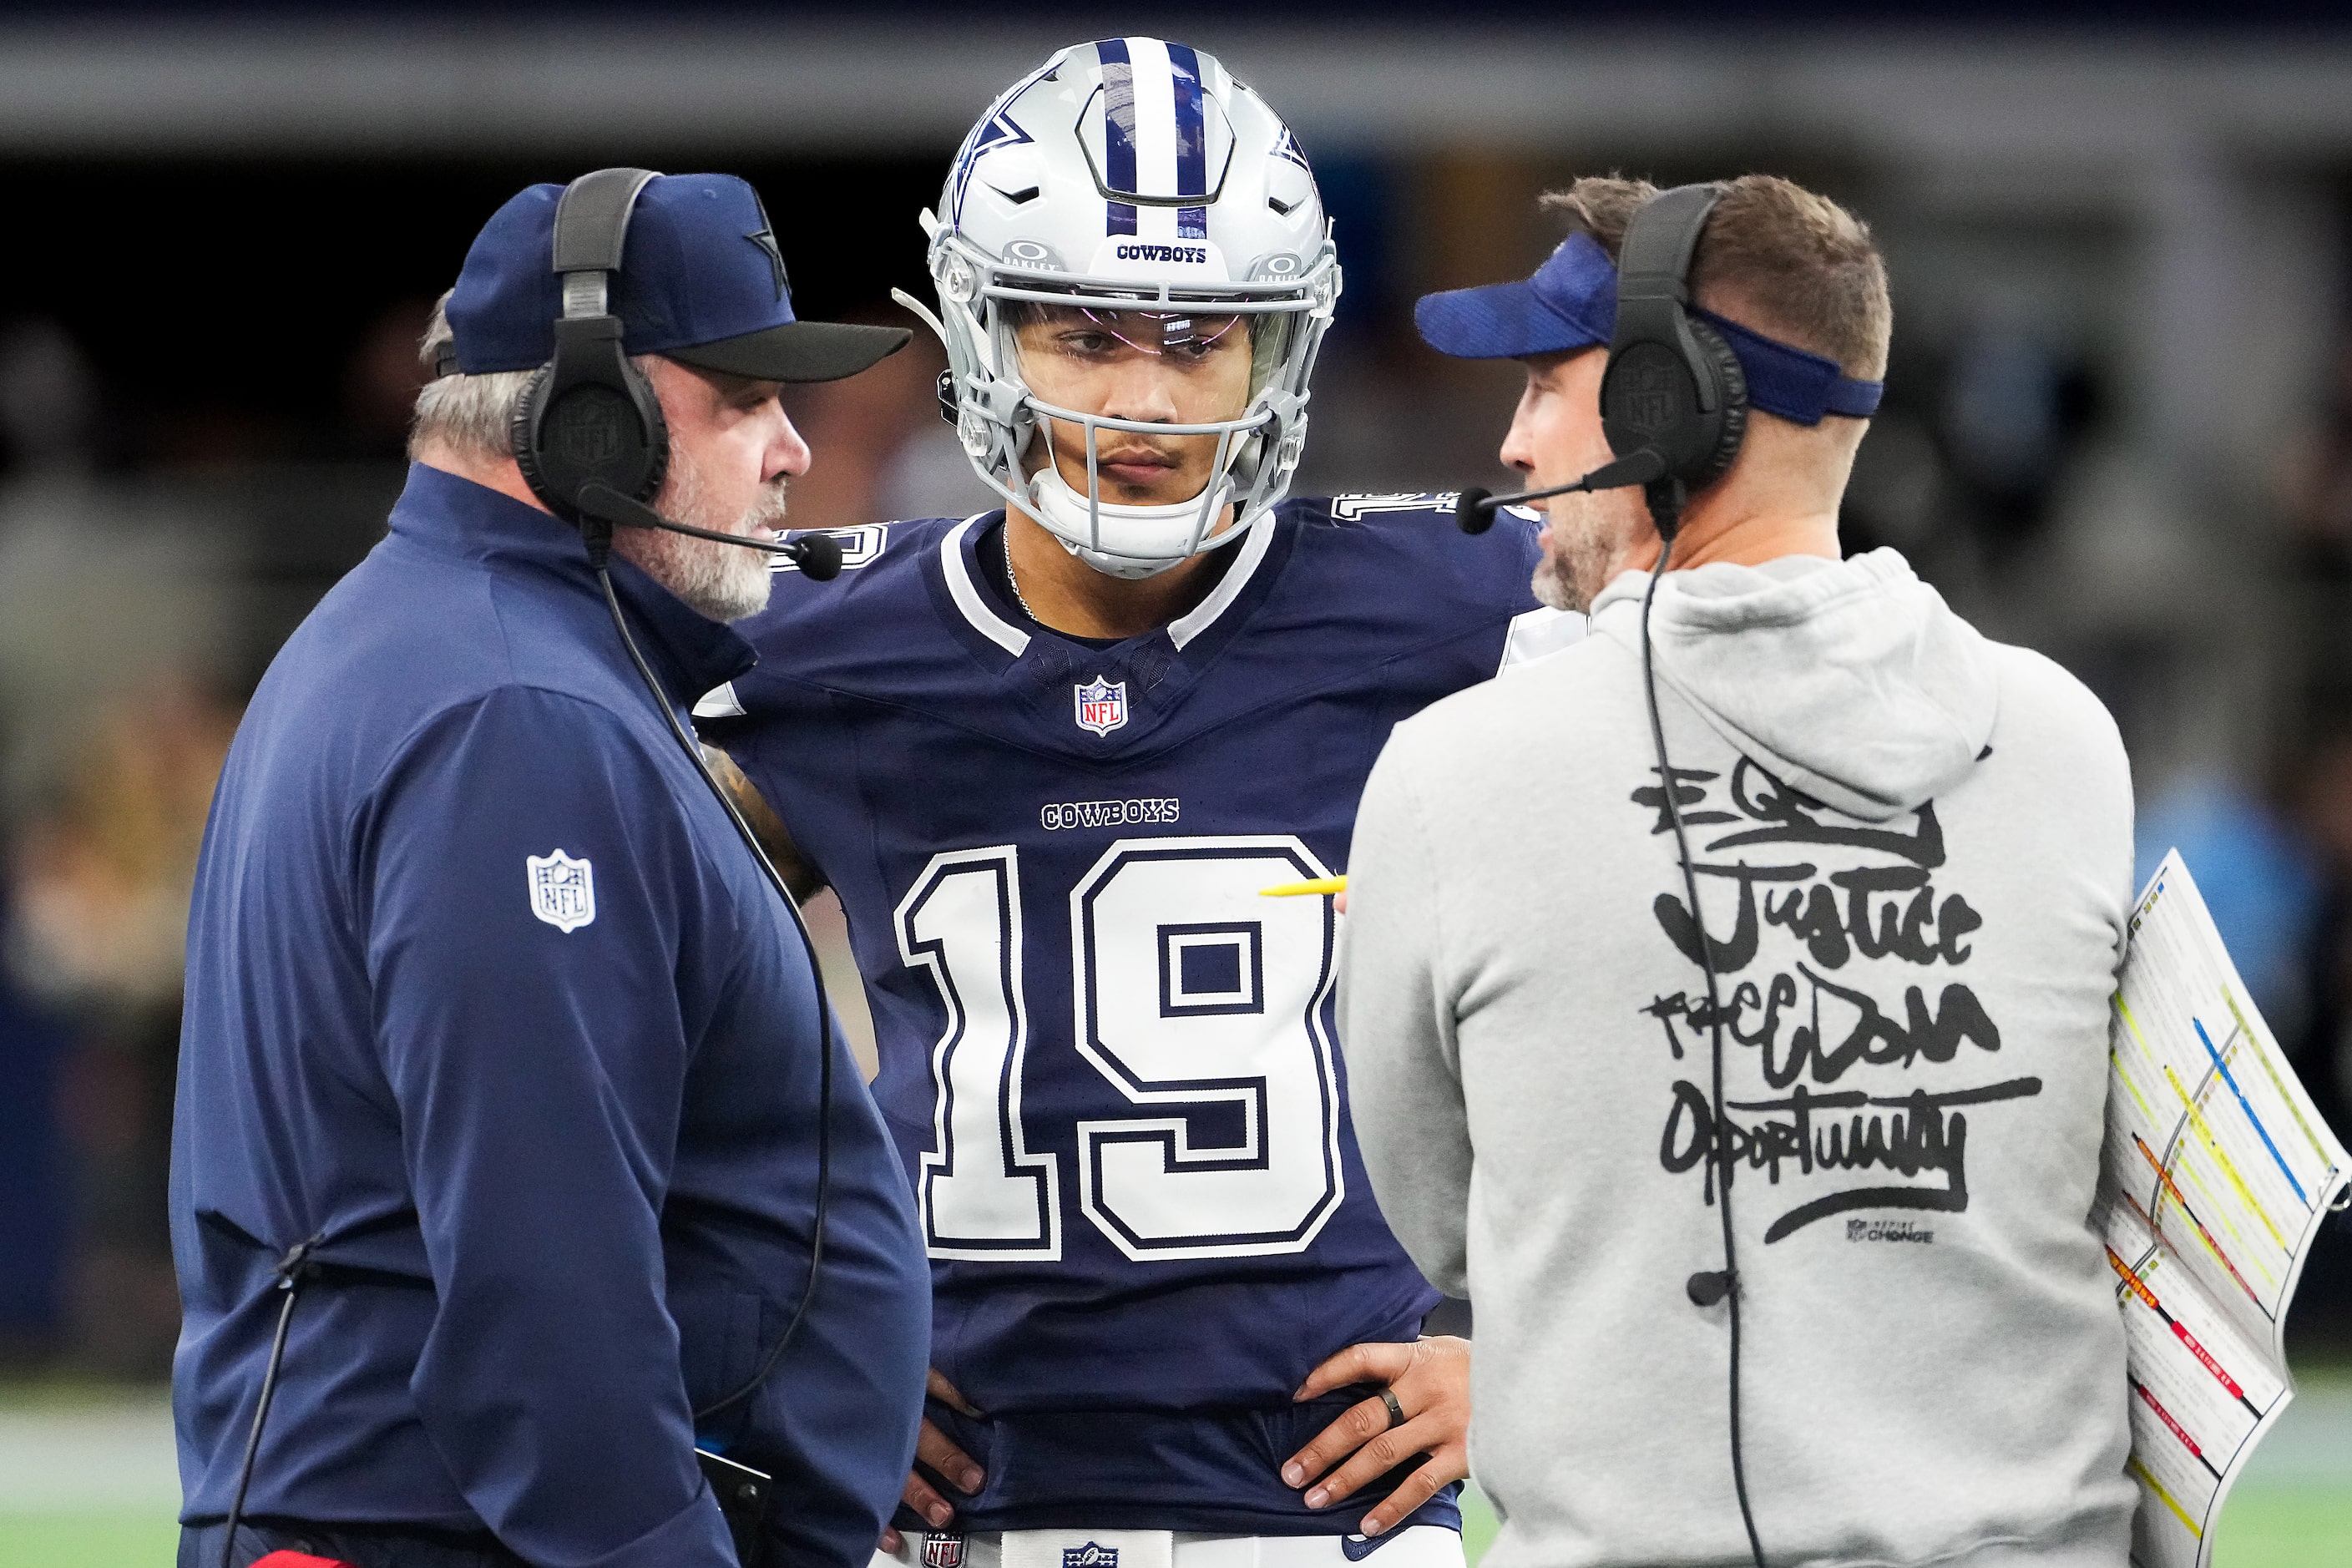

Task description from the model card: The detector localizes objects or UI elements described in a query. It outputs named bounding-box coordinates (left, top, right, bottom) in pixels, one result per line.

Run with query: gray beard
left=612, top=453, right=786, bottom=623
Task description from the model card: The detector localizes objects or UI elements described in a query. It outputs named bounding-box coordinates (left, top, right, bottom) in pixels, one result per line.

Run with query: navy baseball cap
left=443, top=173, right=909, bottom=382
left=1415, top=230, right=1882, bottom=426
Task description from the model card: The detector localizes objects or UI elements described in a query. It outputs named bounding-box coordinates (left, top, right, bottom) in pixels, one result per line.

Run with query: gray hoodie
left=1342, top=549, right=2135, bottom=1568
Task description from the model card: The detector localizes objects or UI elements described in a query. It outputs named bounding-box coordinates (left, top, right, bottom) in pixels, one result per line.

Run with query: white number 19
left=897, top=836, right=1345, bottom=1263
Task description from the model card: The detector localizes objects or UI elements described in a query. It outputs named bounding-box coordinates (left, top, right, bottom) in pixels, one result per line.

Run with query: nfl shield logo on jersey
left=923, top=1536, right=966, bottom=1568
left=1063, top=1546, right=1116, bottom=1568
left=1074, top=676, right=1128, bottom=736
left=525, top=849, right=596, bottom=933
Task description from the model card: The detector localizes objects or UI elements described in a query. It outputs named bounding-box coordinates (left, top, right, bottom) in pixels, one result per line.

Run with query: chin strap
left=1024, top=466, right=1241, bottom=580
left=1045, top=529, right=1179, bottom=582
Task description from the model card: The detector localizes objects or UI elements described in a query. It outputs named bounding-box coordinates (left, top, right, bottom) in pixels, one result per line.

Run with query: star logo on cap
left=746, top=197, right=789, bottom=301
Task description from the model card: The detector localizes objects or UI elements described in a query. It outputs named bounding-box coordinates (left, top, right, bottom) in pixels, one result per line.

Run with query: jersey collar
left=1167, top=513, right=1274, bottom=650
left=936, top=508, right=1280, bottom=659
left=939, top=513, right=1029, bottom=658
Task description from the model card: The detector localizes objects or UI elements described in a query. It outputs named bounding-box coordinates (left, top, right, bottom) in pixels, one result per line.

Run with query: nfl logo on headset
left=552, top=391, right=630, bottom=466
left=1064, top=1546, right=1117, bottom=1568
left=1621, top=357, right=1678, bottom=433
left=923, top=1536, right=966, bottom=1568
left=1074, top=676, right=1128, bottom=736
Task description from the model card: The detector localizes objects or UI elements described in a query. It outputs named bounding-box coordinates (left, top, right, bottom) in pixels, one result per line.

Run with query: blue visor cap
left=445, top=174, right=908, bottom=382
left=1414, top=230, right=1882, bottom=425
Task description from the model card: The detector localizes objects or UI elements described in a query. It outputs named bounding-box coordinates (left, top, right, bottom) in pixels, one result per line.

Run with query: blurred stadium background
left=5, top=3, right=2352, bottom=1562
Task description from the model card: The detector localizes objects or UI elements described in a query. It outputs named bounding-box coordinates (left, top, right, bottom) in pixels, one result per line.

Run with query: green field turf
left=0, top=1513, right=180, bottom=1566
left=3, top=1488, right=2344, bottom=1567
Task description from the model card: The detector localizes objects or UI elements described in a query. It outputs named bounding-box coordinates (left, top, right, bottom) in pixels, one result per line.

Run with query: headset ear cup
left=1686, top=316, right=1748, bottom=489
left=625, top=357, right=670, bottom=503
left=510, top=365, right=555, bottom=507
left=510, top=350, right=670, bottom=520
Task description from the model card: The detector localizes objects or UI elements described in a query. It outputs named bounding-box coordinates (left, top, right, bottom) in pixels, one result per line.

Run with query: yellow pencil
left=1260, top=876, right=1348, bottom=898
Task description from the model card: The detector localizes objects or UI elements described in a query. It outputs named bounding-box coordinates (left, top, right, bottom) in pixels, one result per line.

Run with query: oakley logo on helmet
left=1002, top=239, right=1064, bottom=271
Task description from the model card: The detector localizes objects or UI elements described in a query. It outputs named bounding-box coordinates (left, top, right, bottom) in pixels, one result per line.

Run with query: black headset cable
left=217, top=1236, right=325, bottom=1568
left=1638, top=478, right=1768, bottom=1568
left=589, top=546, right=835, bottom=1426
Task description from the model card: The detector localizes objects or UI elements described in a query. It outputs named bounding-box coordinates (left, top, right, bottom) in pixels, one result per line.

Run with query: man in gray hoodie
left=1340, top=175, right=2136, bottom=1568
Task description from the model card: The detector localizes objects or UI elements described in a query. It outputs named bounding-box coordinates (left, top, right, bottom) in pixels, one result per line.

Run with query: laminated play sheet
left=2101, top=851, right=2351, bottom=1568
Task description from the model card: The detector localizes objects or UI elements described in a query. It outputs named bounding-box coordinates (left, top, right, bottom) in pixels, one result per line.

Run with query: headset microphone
left=1453, top=450, right=1670, bottom=534
left=781, top=530, right=842, bottom=580
left=574, top=483, right=843, bottom=580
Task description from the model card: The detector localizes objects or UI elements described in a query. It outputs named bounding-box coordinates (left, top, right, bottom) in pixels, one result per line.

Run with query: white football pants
left=876, top=1525, right=1464, bottom=1568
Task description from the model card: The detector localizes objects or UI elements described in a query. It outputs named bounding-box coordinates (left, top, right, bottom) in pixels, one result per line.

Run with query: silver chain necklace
left=1003, top=533, right=1043, bottom=623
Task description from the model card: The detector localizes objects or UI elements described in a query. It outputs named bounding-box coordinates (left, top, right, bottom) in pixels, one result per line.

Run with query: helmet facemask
left=926, top=226, right=1337, bottom=579
left=1016, top=302, right=1297, bottom=578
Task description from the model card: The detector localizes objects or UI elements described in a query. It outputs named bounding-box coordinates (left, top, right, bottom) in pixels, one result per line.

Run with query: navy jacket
left=170, top=463, right=928, bottom=1568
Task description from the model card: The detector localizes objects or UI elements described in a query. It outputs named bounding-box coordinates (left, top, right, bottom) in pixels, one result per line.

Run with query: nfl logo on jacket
left=1074, top=676, right=1127, bottom=736
left=524, top=849, right=595, bottom=933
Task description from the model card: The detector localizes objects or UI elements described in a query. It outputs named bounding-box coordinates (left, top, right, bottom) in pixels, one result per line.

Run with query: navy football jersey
left=698, top=495, right=1567, bottom=1532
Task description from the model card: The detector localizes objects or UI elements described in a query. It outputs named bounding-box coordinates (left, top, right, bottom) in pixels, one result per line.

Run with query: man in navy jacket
left=170, top=174, right=931, bottom=1568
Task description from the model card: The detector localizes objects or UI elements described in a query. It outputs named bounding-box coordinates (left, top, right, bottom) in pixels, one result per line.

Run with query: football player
left=695, top=36, right=1574, bottom=1568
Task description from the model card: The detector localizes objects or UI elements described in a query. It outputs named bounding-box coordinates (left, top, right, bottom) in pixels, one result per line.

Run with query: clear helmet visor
left=1004, top=304, right=1294, bottom=562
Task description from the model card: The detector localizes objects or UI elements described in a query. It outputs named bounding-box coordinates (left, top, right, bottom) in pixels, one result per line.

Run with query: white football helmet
left=904, top=37, right=1341, bottom=579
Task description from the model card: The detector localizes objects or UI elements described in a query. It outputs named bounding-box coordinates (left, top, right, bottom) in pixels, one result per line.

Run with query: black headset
left=1456, top=183, right=1770, bottom=1568
left=506, top=165, right=840, bottom=585
left=1600, top=182, right=1748, bottom=508
left=511, top=166, right=673, bottom=526
left=1456, top=180, right=1748, bottom=534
